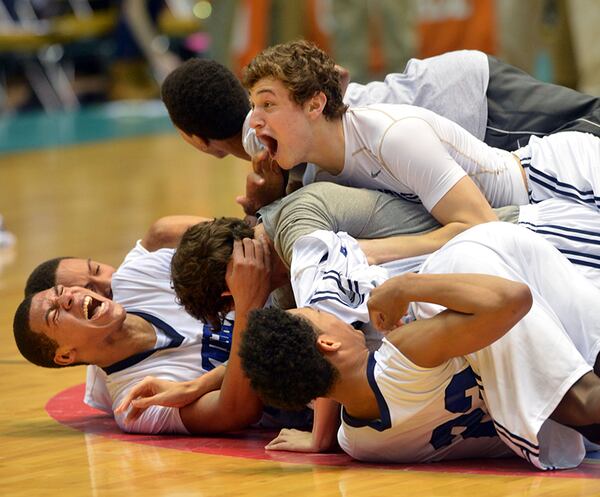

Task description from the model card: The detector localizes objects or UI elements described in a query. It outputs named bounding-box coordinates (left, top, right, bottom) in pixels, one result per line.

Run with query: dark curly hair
left=171, top=218, right=254, bottom=328
left=242, top=39, right=348, bottom=120
left=240, top=307, right=338, bottom=410
left=13, top=294, right=63, bottom=368
left=24, top=256, right=73, bottom=297
left=161, top=58, right=251, bottom=140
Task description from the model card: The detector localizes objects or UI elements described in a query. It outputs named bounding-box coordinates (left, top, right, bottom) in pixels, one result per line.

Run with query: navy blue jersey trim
left=309, top=295, right=355, bottom=307
left=520, top=222, right=600, bottom=241
left=103, top=311, right=185, bottom=375
left=560, top=249, right=600, bottom=263
left=342, top=352, right=392, bottom=432
left=492, top=418, right=540, bottom=455
left=528, top=166, right=596, bottom=198
left=539, top=229, right=600, bottom=246
left=565, top=258, right=600, bottom=270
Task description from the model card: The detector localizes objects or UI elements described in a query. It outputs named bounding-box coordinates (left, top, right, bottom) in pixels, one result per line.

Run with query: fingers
left=126, top=406, right=144, bottom=422
left=115, top=383, right=148, bottom=414
left=265, top=429, right=297, bottom=451
left=242, top=237, right=257, bottom=260
left=369, top=309, right=387, bottom=331
left=130, top=394, right=160, bottom=410
left=231, top=239, right=243, bottom=261
left=260, top=235, right=271, bottom=272
left=246, top=172, right=266, bottom=187
left=265, top=440, right=292, bottom=451
left=251, top=150, right=270, bottom=174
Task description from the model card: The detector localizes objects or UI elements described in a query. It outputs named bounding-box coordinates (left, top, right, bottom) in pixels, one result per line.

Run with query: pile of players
left=13, top=41, right=600, bottom=471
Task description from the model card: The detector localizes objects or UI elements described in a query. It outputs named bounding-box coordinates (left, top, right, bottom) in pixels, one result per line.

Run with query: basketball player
left=240, top=222, right=600, bottom=470
left=244, top=40, right=600, bottom=257
left=12, top=223, right=273, bottom=436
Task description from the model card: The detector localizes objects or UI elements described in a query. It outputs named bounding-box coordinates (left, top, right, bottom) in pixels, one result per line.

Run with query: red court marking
left=46, top=384, right=600, bottom=478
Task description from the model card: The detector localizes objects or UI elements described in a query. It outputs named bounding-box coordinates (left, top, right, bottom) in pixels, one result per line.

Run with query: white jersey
left=415, top=222, right=600, bottom=470
left=290, top=230, right=388, bottom=351
left=514, top=131, right=600, bottom=210
left=313, top=104, right=527, bottom=211
left=84, top=241, right=233, bottom=434
left=339, top=340, right=510, bottom=463
left=292, top=225, right=600, bottom=469
left=517, top=198, right=600, bottom=288
left=290, top=230, right=508, bottom=461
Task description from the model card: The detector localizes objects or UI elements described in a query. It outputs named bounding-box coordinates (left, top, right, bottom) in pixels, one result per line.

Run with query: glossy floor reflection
left=1, top=108, right=599, bottom=497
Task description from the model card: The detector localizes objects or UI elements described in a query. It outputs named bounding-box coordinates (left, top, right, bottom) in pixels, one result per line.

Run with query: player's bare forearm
left=179, top=313, right=262, bottom=433
left=181, top=237, right=273, bottom=433
left=312, top=397, right=341, bottom=451
left=381, top=273, right=532, bottom=367
left=359, top=223, right=466, bottom=264
left=265, top=398, right=339, bottom=453
left=359, top=177, right=498, bottom=265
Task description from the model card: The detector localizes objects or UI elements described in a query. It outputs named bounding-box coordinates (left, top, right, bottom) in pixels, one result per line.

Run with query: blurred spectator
left=0, top=215, right=16, bottom=248
left=568, top=0, right=600, bottom=96
left=330, top=0, right=416, bottom=83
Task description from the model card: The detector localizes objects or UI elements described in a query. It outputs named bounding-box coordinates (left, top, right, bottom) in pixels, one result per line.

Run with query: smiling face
left=249, top=77, right=319, bottom=170
left=55, top=258, right=115, bottom=299
left=28, top=285, right=126, bottom=366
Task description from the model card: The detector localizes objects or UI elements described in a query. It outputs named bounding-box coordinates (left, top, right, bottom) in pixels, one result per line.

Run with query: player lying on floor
left=240, top=222, right=600, bottom=471
left=19, top=182, right=600, bottom=436
left=116, top=183, right=600, bottom=451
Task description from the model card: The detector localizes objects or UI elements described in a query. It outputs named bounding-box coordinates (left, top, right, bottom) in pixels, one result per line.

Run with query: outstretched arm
left=358, top=177, right=496, bottom=263
left=367, top=117, right=499, bottom=259
left=368, top=272, right=532, bottom=367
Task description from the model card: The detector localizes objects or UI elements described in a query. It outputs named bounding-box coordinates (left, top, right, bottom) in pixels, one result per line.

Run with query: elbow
left=462, top=213, right=497, bottom=228
left=513, top=282, right=533, bottom=319
left=143, top=218, right=173, bottom=251
left=500, top=282, right=533, bottom=324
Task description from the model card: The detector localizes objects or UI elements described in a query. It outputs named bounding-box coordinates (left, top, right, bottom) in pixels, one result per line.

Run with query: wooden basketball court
left=1, top=106, right=599, bottom=497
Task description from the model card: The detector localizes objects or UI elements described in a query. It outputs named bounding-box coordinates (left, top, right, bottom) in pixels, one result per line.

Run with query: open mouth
left=83, top=295, right=105, bottom=320
left=258, top=134, right=278, bottom=158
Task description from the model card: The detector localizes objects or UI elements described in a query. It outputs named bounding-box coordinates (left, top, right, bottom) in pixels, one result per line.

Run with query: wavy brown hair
left=171, top=218, right=254, bottom=328
left=242, top=39, right=347, bottom=120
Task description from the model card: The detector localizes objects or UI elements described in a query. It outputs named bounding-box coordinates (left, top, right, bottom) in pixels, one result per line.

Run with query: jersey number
left=200, top=318, right=233, bottom=370
left=429, top=367, right=497, bottom=450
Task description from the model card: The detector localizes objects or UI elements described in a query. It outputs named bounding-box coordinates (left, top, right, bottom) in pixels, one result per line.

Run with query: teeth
left=83, top=296, right=92, bottom=319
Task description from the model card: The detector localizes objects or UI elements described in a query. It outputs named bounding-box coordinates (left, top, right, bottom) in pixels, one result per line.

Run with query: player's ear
left=307, top=91, right=327, bottom=118
left=177, top=128, right=210, bottom=152
left=190, top=134, right=210, bottom=152
left=54, top=347, right=77, bottom=366
left=316, top=335, right=341, bottom=353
